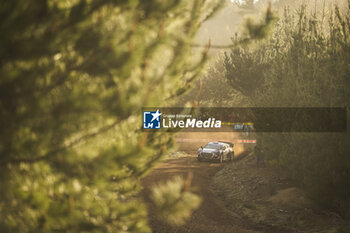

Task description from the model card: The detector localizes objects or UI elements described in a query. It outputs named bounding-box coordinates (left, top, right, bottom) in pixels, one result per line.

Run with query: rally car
left=197, top=141, right=234, bottom=163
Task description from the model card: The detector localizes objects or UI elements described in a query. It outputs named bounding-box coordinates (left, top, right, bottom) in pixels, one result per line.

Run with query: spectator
left=254, top=145, right=265, bottom=168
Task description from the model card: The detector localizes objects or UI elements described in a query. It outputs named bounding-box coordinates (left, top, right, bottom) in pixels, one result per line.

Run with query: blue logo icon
left=143, top=110, right=162, bottom=129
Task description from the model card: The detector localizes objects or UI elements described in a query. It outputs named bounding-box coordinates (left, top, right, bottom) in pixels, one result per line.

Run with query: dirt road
left=141, top=155, right=259, bottom=233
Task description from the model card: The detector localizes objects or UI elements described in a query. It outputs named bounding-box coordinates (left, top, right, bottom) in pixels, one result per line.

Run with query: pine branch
left=3, top=121, right=118, bottom=165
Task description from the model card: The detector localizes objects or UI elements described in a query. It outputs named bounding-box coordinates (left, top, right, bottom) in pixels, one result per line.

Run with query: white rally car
left=197, top=141, right=234, bottom=163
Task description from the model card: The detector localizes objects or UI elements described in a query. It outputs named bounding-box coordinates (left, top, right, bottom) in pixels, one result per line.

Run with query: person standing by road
left=254, top=145, right=265, bottom=168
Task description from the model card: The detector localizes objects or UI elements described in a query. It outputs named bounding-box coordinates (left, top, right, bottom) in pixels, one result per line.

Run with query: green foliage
left=224, top=3, right=350, bottom=214
left=176, top=5, right=277, bottom=107
left=224, top=45, right=270, bottom=97
left=151, top=176, right=201, bottom=225
left=243, top=4, right=278, bottom=40
left=0, top=0, right=223, bottom=232
left=176, top=55, right=246, bottom=107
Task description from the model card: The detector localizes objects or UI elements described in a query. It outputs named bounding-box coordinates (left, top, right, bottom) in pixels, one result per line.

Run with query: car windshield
left=204, top=144, right=221, bottom=150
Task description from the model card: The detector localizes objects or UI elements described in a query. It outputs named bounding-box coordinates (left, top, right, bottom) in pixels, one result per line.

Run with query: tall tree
left=0, top=0, right=224, bottom=232
left=223, top=3, right=350, bottom=213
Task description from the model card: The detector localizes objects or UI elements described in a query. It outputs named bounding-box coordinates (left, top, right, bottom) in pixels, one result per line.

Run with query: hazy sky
left=195, top=0, right=348, bottom=52
left=196, top=2, right=242, bottom=49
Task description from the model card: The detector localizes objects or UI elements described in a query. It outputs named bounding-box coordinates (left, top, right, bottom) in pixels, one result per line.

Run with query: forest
left=182, top=0, right=350, bottom=214
left=0, top=0, right=349, bottom=232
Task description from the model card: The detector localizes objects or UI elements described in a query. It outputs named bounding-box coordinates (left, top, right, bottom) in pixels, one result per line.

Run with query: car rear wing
left=218, top=141, right=234, bottom=147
